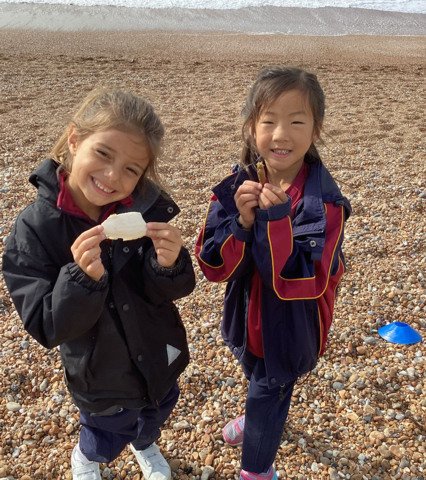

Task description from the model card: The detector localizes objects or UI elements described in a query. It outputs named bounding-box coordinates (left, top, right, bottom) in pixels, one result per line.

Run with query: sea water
left=2, top=0, right=425, bottom=14
left=0, top=0, right=425, bottom=33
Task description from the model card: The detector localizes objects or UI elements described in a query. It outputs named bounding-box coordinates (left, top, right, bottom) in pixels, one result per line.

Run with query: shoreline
left=0, top=3, right=425, bottom=35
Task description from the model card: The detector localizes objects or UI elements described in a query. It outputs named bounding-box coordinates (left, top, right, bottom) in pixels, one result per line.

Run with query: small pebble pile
left=0, top=31, right=424, bottom=480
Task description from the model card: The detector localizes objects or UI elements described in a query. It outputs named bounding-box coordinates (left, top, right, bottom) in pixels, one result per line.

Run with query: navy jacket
left=195, top=160, right=351, bottom=387
left=3, top=159, right=195, bottom=413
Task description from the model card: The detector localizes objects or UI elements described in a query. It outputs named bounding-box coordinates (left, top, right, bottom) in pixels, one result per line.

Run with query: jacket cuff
left=67, top=263, right=109, bottom=291
left=230, top=215, right=254, bottom=242
left=255, top=198, right=291, bottom=222
left=149, top=248, right=188, bottom=278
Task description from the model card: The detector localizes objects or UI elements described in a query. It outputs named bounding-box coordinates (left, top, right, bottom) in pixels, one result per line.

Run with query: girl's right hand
left=234, top=180, right=262, bottom=229
left=71, top=225, right=106, bottom=282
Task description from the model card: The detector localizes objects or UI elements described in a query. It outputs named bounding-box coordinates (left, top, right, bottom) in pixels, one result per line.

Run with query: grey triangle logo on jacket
left=166, top=344, right=181, bottom=366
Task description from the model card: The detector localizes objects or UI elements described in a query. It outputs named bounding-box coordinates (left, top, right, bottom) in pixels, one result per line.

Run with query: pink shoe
left=222, top=415, right=245, bottom=446
left=240, top=466, right=278, bottom=480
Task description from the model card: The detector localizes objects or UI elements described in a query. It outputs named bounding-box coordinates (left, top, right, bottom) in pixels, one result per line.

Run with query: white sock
left=73, top=444, right=93, bottom=465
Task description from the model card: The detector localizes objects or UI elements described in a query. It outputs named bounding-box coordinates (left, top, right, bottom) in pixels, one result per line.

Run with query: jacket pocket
left=60, top=335, right=95, bottom=392
left=130, top=301, right=190, bottom=403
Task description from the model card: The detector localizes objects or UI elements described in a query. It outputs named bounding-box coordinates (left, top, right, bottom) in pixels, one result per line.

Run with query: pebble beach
left=0, top=15, right=425, bottom=480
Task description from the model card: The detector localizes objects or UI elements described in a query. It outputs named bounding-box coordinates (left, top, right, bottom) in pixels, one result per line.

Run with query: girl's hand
left=234, top=180, right=262, bottom=229
left=259, top=183, right=289, bottom=210
left=146, top=222, right=183, bottom=268
left=71, top=225, right=106, bottom=281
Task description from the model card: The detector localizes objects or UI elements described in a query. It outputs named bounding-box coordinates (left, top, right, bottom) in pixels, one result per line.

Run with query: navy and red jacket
left=195, top=159, right=351, bottom=388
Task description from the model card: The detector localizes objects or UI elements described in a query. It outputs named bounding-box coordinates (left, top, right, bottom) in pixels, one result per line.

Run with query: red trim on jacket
left=317, top=254, right=345, bottom=354
left=268, top=203, right=344, bottom=300
left=195, top=197, right=246, bottom=282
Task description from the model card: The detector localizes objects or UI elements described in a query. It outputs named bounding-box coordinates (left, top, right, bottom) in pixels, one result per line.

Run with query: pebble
left=39, top=379, right=49, bottom=391
left=172, top=420, right=191, bottom=431
left=169, top=459, right=180, bottom=471
left=6, top=402, right=21, bottom=412
left=0, top=41, right=425, bottom=480
left=200, top=466, right=215, bottom=479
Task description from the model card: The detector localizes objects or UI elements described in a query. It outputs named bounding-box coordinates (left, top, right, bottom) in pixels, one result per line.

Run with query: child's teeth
left=94, top=179, right=113, bottom=193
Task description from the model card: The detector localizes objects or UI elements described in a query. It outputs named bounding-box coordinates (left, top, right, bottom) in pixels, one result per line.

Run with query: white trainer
left=130, top=443, right=171, bottom=480
left=71, top=445, right=101, bottom=480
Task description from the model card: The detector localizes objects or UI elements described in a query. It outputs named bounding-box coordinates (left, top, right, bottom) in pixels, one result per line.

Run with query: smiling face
left=67, top=127, right=151, bottom=220
left=254, top=89, right=316, bottom=187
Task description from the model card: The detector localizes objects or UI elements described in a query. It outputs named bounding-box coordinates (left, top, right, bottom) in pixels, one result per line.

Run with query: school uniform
left=3, top=159, right=195, bottom=462
left=195, top=157, right=351, bottom=471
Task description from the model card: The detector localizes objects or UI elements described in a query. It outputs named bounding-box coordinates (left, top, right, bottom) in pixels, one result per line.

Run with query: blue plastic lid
left=378, top=322, right=422, bottom=345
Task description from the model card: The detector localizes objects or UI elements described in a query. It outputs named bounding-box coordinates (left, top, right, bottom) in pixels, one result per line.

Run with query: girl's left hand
left=259, top=183, right=289, bottom=209
left=146, top=222, right=183, bottom=268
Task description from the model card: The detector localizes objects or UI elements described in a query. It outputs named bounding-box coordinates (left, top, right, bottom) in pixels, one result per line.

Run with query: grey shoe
left=130, top=443, right=171, bottom=480
left=71, top=445, right=101, bottom=480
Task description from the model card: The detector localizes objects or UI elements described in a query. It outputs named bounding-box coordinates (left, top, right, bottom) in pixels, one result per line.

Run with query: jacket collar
left=292, top=162, right=326, bottom=237
left=294, top=160, right=351, bottom=235
left=212, top=165, right=252, bottom=216
left=29, top=158, right=61, bottom=204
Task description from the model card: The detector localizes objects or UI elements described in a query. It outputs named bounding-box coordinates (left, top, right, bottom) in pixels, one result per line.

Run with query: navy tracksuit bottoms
left=78, top=383, right=180, bottom=463
left=240, top=354, right=296, bottom=474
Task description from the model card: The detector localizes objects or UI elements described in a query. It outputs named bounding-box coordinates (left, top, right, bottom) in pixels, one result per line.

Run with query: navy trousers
left=240, top=354, right=296, bottom=474
left=78, top=383, right=180, bottom=463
